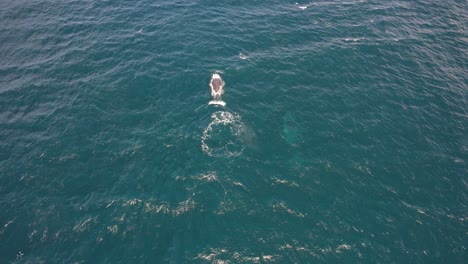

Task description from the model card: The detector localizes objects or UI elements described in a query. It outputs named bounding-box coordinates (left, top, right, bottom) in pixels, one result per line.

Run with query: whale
left=209, top=73, right=226, bottom=106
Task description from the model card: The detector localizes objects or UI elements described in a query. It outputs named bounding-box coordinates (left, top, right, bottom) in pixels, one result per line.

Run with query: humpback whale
left=209, top=73, right=226, bottom=106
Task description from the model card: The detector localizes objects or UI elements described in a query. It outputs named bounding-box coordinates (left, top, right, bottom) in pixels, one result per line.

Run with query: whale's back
left=211, top=78, right=223, bottom=92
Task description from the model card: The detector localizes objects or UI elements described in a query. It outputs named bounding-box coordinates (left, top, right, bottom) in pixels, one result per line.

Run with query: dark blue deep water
left=1, top=0, right=467, bottom=263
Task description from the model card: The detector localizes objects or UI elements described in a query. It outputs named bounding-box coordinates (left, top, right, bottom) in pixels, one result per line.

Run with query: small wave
left=272, top=201, right=305, bottom=218
left=295, top=3, right=309, bottom=10
left=344, top=37, right=366, bottom=42
left=194, top=248, right=278, bottom=263
left=72, top=217, right=95, bottom=233
left=271, top=177, right=299, bottom=187
left=195, top=172, right=227, bottom=196
left=335, top=244, right=352, bottom=254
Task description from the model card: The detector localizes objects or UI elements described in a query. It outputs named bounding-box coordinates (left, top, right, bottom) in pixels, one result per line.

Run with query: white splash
left=344, top=37, right=366, bottom=42
left=201, top=111, right=245, bottom=157
left=272, top=201, right=305, bottom=218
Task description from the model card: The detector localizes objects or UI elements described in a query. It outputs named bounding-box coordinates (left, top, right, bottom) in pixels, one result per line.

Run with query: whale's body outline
left=209, top=73, right=224, bottom=100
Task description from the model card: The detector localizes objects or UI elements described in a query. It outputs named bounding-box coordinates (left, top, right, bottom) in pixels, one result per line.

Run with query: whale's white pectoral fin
left=209, top=100, right=226, bottom=106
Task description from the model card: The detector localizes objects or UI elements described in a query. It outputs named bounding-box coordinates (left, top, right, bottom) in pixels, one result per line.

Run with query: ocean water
left=0, top=0, right=467, bottom=263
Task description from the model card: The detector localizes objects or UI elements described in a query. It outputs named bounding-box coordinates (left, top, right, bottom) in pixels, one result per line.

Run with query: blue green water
left=1, top=0, right=467, bottom=263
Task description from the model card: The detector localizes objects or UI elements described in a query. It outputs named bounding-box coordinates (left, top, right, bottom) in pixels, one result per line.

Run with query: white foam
left=195, top=172, right=227, bottom=196
left=107, top=225, right=119, bottom=234
left=201, top=111, right=245, bottom=157
left=195, top=248, right=277, bottom=263
left=123, top=199, right=142, bottom=206
left=172, top=198, right=196, bottom=216
left=117, top=197, right=195, bottom=217
left=272, top=177, right=299, bottom=187
left=239, top=52, right=248, bottom=60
